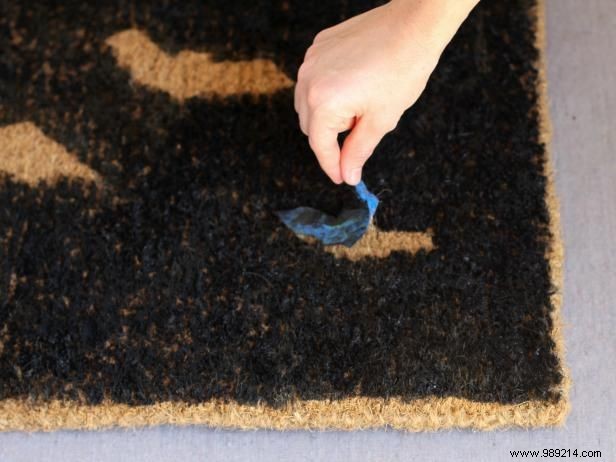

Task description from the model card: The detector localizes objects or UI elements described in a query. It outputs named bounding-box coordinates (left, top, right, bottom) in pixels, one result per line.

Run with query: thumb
left=340, top=116, right=389, bottom=185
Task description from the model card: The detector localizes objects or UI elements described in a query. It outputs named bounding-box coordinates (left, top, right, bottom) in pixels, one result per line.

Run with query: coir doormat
left=0, top=0, right=569, bottom=431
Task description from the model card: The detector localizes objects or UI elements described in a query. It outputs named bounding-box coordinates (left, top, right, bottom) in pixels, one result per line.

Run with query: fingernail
left=347, top=168, right=362, bottom=185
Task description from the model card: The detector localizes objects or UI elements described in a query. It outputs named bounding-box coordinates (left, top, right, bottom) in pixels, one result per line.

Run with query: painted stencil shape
left=276, top=181, right=379, bottom=247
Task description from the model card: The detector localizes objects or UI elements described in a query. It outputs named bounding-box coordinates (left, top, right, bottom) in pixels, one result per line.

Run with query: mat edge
left=0, top=0, right=569, bottom=432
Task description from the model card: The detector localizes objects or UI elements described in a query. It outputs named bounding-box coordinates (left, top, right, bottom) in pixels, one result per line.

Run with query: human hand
left=294, top=0, right=479, bottom=185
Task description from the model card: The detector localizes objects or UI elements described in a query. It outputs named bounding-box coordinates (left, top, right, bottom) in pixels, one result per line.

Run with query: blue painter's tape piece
left=276, top=181, right=379, bottom=247
left=354, top=180, right=379, bottom=218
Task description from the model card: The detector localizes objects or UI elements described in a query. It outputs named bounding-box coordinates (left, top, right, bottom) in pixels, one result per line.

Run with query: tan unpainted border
left=105, top=29, right=293, bottom=100
left=0, top=0, right=569, bottom=432
left=0, top=122, right=101, bottom=187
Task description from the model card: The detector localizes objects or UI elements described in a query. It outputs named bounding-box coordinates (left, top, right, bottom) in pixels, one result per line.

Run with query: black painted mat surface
left=0, top=0, right=568, bottom=430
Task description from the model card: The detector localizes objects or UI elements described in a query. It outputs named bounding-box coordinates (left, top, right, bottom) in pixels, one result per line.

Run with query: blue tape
left=276, top=181, right=379, bottom=247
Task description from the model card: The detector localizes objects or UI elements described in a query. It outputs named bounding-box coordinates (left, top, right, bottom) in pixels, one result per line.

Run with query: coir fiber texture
left=0, top=0, right=569, bottom=431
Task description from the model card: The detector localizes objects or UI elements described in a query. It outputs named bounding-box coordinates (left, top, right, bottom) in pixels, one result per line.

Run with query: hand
left=294, top=0, right=479, bottom=185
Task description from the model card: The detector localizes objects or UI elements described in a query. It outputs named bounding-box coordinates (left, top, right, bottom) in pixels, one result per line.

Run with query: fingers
left=307, top=113, right=346, bottom=184
left=340, top=116, right=395, bottom=185
left=295, top=80, right=394, bottom=186
left=295, top=76, right=354, bottom=184
left=296, top=55, right=365, bottom=185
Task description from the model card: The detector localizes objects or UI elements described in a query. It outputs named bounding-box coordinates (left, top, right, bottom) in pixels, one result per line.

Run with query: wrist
left=387, top=0, right=479, bottom=53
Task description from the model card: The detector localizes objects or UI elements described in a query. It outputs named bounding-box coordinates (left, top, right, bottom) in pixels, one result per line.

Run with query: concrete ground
left=1, top=1, right=614, bottom=460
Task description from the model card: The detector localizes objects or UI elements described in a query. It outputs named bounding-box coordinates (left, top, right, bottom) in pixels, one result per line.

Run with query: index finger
left=308, top=115, right=344, bottom=184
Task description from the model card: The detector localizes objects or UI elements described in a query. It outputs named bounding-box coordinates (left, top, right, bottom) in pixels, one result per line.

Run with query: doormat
left=0, top=0, right=569, bottom=431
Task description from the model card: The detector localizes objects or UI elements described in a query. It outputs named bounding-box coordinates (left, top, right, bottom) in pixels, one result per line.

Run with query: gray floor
left=1, top=1, right=615, bottom=460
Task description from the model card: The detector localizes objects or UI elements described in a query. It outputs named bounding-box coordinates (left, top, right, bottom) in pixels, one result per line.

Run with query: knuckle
left=313, top=29, right=329, bottom=43
left=376, top=116, right=399, bottom=134
left=297, top=62, right=308, bottom=81
left=355, top=149, right=374, bottom=161
left=345, top=144, right=373, bottom=164
left=306, top=83, right=324, bottom=109
left=385, top=119, right=399, bottom=133
left=306, top=81, right=337, bottom=111
left=293, top=90, right=300, bottom=112
left=308, top=133, right=320, bottom=152
left=304, top=45, right=316, bottom=60
left=298, top=116, right=308, bottom=135
left=308, top=134, right=331, bottom=160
